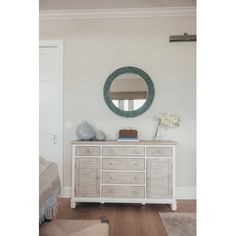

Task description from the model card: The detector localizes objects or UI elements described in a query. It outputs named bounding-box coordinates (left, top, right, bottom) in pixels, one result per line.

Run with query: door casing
left=39, top=40, right=64, bottom=187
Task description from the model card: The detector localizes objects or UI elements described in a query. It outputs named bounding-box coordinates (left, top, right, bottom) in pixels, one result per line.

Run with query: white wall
left=40, top=16, right=196, bottom=198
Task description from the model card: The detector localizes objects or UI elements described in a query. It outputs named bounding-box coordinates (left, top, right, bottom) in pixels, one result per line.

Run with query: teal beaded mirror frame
left=103, top=66, right=155, bottom=117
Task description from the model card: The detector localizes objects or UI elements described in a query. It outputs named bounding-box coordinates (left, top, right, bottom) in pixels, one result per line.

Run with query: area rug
left=159, top=212, right=196, bottom=236
left=39, top=219, right=109, bottom=236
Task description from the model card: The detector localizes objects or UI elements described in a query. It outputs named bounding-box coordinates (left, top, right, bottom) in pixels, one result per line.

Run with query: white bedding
left=39, top=157, right=61, bottom=224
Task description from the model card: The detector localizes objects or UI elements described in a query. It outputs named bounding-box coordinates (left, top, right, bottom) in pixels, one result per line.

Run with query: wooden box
left=119, top=129, right=138, bottom=138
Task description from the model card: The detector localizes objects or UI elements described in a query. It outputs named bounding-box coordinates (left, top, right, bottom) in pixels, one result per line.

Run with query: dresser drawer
left=102, top=186, right=144, bottom=198
left=102, top=146, right=144, bottom=156
left=75, top=146, right=100, bottom=156
left=146, top=147, right=172, bottom=157
left=102, top=158, right=145, bottom=170
left=102, top=172, right=145, bottom=184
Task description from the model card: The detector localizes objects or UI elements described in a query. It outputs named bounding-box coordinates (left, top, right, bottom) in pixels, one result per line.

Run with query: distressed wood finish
left=146, top=147, right=172, bottom=157
left=102, top=146, right=145, bottom=156
left=71, top=140, right=176, bottom=210
left=75, top=146, right=100, bottom=156
left=102, top=186, right=145, bottom=198
left=102, top=172, right=145, bottom=184
left=147, top=158, right=172, bottom=199
left=75, top=158, right=100, bottom=197
left=72, top=140, right=176, bottom=145
left=102, top=158, right=145, bottom=170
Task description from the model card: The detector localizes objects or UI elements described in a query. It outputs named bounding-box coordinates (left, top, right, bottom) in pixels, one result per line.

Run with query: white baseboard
left=176, top=187, right=196, bottom=199
left=61, top=186, right=72, bottom=198
left=62, top=186, right=196, bottom=200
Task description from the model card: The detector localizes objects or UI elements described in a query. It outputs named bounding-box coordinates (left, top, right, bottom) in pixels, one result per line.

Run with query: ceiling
left=39, top=0, right=196, bottom=10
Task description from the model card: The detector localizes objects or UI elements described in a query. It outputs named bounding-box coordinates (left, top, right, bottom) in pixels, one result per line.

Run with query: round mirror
left=103, top=67, right=155, bottom=117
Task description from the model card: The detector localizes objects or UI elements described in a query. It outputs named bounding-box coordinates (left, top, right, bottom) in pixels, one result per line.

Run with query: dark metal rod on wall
left=169, top=33, right=196, bottom=42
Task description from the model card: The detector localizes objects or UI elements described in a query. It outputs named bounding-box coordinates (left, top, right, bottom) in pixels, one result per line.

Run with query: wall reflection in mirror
left=110, top=73, right=148, bottom=111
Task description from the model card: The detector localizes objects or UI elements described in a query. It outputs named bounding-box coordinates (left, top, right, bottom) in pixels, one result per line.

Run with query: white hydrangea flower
left=158, top=113, right=180, bottom=128
left=153, top=113, right=180, bottom=139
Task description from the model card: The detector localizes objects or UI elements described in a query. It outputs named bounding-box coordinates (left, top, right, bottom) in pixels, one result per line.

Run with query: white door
left=39, top=41, right=63, bottom=186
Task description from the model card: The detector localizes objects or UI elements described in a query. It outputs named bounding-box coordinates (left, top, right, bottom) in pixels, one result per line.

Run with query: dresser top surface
left=71, top=140, right=176, bottom=145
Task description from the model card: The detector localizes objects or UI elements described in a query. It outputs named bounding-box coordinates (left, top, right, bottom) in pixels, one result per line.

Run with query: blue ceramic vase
left=77, top=121, right=95, bottom=140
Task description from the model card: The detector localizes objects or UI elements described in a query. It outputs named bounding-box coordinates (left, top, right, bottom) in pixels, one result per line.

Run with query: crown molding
left=39, top=7, right=196, bottom=20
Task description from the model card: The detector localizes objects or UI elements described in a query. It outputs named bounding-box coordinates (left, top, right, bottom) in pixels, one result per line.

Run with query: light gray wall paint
left=40, top=16, right=196, bottom=189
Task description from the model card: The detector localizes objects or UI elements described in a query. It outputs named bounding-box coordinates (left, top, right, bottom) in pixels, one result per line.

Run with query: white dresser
left=71, top=140, right=177, bottom=210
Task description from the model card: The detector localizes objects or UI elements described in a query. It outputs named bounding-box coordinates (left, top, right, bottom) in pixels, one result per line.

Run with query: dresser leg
left=170, top=201, right=177, bottom=211
left=70, top=201, right=77, bottom=209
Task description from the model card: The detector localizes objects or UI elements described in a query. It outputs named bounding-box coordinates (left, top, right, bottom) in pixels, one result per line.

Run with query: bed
left=39, top=157, right=61, bottom=224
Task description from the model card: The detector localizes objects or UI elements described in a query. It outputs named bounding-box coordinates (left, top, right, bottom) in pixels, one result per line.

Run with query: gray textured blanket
left=39, top=157, right=61, bottom=224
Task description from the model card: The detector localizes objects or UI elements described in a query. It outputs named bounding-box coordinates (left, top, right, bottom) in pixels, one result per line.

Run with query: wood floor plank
left=55, top=199, right=196, bottom=236
left=113, top=205, right=135, bottom=236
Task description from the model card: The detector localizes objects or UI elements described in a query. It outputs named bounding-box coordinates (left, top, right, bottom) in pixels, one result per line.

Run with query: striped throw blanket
left=39, top=157, right=61, bottom=224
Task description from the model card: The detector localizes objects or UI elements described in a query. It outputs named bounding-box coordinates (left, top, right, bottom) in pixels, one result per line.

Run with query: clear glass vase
left=153, top=119, right=162, bottom=140
left=153, top=133, right=162, bottom=140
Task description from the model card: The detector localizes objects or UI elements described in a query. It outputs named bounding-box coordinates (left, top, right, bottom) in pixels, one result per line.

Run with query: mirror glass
left=110, top=73, right=148, bottom=111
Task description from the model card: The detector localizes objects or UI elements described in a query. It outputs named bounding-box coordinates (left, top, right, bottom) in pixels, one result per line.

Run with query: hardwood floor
left=56, top=198, right=196, bottom=236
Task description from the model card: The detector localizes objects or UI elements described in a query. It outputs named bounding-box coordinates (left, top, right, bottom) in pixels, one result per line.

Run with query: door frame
left=39, top=40, right=64, bottom=187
